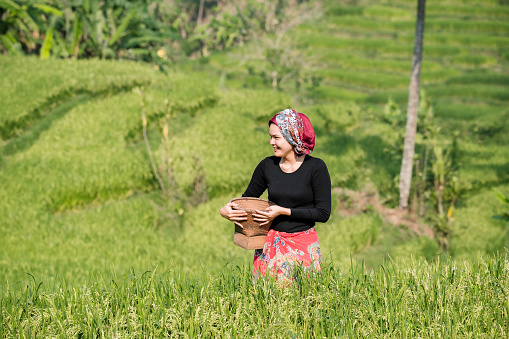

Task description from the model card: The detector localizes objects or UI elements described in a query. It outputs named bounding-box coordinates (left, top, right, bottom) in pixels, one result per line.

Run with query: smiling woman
left=220, top=109, right=331, bottom=281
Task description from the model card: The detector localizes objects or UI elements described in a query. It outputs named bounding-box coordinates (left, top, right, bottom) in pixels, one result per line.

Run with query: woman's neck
left=281, top=153, right=303, bottom=165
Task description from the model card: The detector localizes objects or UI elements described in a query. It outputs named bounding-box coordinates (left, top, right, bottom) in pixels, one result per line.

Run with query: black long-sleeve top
left=242, top=155, right=331, bottom=233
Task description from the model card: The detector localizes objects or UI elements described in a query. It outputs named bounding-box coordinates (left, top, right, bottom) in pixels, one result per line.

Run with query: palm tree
left=399, top=0, right=426, bottom=210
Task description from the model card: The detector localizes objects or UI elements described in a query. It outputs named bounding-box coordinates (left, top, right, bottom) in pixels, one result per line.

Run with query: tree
left=232, top=0, right=322, bottom=92
left=399, top=0, right=426, bottom=210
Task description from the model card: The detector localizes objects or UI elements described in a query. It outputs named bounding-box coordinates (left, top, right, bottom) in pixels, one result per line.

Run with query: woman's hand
left=252, top=205, right=291, bottom=226
left=220, top=202, right=247, bottom=228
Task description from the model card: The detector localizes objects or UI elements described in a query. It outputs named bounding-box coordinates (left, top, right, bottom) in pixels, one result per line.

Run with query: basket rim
left=229, top=197, right=275, bottom=213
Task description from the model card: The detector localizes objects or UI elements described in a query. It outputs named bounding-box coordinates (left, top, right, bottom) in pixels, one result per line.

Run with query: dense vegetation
left=2, top=256, right=508, bottom=337
left=0, top=0, right=312, bottom=64
left=1, top=0, right=508, bottom=336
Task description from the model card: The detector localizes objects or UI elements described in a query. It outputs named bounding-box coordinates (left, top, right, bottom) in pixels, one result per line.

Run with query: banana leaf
left=33, top=4, right=63, bottom=17
left=108, top=8, right=137, bottom=47
left=0, top=33, right=22, bottom=55
left=492, top=189, right=509, bottom=205
left=68, top=14, right=82, bottom=57
left=0, top=0, right=20, bottom=11
left=40, top=26, right=53, bottom=59
left=52, top=30, right=69, bottom=57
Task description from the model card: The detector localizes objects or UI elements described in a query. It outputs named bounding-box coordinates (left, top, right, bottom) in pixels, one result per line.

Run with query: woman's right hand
left=220, top=202, right=247, bottom=228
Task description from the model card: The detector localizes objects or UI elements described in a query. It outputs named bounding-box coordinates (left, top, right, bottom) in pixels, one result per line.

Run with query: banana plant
left=2, top=0, right=171, bottom=60
left=493, top=190, right=509, bottom=222
left=0, top=0, right=60, bottom=55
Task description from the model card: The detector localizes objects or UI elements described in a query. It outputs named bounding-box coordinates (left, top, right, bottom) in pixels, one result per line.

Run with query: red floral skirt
left=253, top=227, right=321, bottom=280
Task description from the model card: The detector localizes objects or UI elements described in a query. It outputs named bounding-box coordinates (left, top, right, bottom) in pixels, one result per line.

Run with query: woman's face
left=269, top=123, right=293, bottom=158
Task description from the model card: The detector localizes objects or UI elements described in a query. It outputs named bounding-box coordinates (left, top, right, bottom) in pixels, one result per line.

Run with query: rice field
left=1, top=255, right=508, bottom=338
left=1, top=0, right=509, bottom=336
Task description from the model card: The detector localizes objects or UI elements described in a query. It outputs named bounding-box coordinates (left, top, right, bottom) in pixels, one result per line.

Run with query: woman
left=220, top=108, right=331, bottom=280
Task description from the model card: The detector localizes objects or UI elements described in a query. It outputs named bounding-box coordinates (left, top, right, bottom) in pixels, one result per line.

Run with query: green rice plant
left=326, top=16, right=414, bottom=32
left=420, top=68, right=463, bottom=83
left=0, top=70, right=220, bottom=217
left=1, top=0, right=509, bottom=306
left=314, top=68, right=409, bottom=89
left=326, top=4, right=364, bottom=17
left=455, top=140, right=509, bottom=190
left=450, top=186, right=509, bottom=259
left=366, top=84, right=509, bottom=105
left=434, top=0, right=500, bottom=4
left=450, top=54, right=498, bottom=67
left=1, top=254, right=507, bottom=337
left=296, top=32, right=474, bottom=59
left=427, top=3, right=509, bottom=18
left=319, top=51, right=442, bottom=73
left=308, top=84, right=368, bottom=102
left=426, top=84, right=509, bottom=102
left=296, top=33, right=401, bottom=51
left=167, top=88, right=293, bottom=199
left=397, top=32, right=509, bottom=49
left=362, top=5, right=413, bottom=19
left=433, top=102, right=506, bottom=121
left=0, top=56, right=161, bottom=140
left=320, top=51, right=409, bottom=71
left=426, top=19, right=509, bottom=35
left=446, top=72, right=509, bottom=86
left=327, top=15, right=509, bottom=35
left=363, top=89, right=411, bottom=105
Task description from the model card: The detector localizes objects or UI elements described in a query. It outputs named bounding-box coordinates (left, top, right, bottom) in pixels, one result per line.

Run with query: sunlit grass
left=1, top=254, right=507, bottom=338
left=0, top=56, right=161, bottom=139
left=0, top=3, right=508, bottom=335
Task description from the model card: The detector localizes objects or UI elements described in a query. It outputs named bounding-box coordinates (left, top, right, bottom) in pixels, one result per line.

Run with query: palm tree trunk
left=399, top=0, right=426, bottom=210
left=198, top=0, right=205, bottom=26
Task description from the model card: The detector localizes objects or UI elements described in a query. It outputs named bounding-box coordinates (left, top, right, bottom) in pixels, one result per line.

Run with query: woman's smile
left=269, top=123, right=293, bottom=157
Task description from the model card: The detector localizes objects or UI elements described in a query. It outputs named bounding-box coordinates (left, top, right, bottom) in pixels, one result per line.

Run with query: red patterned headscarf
left=269, top=109, right=315, bottom=156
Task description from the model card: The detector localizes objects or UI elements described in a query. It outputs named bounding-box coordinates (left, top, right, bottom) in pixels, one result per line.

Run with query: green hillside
left=1, top=0, right=509, bottom=336
left=1, top=0, right=508, bottom=286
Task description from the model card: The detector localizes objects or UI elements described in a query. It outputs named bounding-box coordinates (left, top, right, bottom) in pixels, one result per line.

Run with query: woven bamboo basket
left=230, top=197, right=275, bottom=250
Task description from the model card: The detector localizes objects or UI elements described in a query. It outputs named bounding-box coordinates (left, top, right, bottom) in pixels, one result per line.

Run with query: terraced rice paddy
left=1, top=0, right=508, bottom=336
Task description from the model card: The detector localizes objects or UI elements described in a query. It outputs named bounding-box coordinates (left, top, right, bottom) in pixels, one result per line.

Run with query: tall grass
left=397, top=32, right=509, bottom=48
left=0, top=56, right=161, bottom=140
left=315, top=69, right=409, bottom=89
left=365, top=84, right=509, bottom=105
left=319, top=51, right=443, bottom=73
left=434, top=102, right=506, bottom=121
left=1, top=254, right=507, bottom=338
left=0, top=1, right=508, bottom=329
left=327, top=16, right=509, bottom=35
left=426, top=3, right=509, bottom=19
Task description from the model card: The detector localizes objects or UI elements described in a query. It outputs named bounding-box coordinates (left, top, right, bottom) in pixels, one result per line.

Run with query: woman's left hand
left=252, top=205, right=291, bottom=226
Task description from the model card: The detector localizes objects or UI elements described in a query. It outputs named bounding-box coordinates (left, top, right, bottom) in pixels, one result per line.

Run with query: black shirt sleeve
left=242, top=159, right=267, bottom=198
left=289, top=159, right=331, bottom=223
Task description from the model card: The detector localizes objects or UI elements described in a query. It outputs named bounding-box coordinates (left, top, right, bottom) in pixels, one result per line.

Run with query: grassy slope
left=205, top=0, right=509, bottom=258
left=1, top=0, right=509, bottom=288
left=0, top=57, right=438, bottom=286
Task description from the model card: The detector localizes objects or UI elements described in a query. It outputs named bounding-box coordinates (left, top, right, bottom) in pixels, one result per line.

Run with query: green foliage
left=326, top=14, right=509, bottom=35
left=1, top=255, right=508, bottom=337
left=427, top=3, right=509, bottom=18
left=493, top=189, right=509, bottom=222
left=0, top=0, right=508, bottom=325
left=0, top=56, right=160, bottom=140
left=450, top=186, right=509, bottom=258
left=0, top=0, right=320, bottom=67
left=315, top=68, right=409, bottom=89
